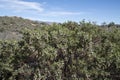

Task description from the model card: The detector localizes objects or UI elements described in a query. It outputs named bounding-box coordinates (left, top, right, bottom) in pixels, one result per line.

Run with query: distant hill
left=0, top=16, right=119, bottom=40
left=0, top=16, right=49, bottom=40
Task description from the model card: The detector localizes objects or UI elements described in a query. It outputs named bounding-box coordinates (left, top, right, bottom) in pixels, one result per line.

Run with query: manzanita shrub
left=0, top=21, right=120, bottom=80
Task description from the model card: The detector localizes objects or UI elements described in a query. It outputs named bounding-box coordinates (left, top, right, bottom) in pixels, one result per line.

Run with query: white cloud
left=45, top=11, right=85, bottom=16
left=0, top=0, right=87, bottom=22
left=0, top=0, right=85, bottom=16
left=36, top=11, right=85, bottom=17
left=0, top=0, right=43, bottom=13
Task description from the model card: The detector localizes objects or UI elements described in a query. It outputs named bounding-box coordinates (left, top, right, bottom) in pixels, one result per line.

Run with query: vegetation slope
left=0, top=16, right=120, bottom=80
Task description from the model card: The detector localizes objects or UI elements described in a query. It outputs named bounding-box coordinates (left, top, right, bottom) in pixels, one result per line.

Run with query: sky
left=0, top=0, right=120, bottom=24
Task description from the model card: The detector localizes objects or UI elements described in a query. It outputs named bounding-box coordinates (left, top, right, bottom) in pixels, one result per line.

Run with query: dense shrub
left=0, top=22, right=120, bottom=80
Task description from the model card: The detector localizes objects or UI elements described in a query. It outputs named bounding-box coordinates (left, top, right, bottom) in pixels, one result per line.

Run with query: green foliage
left=0, top=21, right=120, bottom=80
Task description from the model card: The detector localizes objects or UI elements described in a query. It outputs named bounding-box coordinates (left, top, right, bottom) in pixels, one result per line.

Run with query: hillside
left=0, top=21, right=120, bottom=80
left=0, top=16, right=48, bottom=40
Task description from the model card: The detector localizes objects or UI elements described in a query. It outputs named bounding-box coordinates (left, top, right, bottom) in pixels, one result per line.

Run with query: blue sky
left=0, top=0, right=120, bottom=24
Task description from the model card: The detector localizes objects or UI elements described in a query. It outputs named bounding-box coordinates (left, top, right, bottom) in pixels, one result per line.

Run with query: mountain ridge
left=0, top=16, right=50, bottom=40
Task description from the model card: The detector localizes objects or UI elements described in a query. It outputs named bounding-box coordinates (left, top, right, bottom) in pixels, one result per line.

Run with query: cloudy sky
left=0, top=0, right=120, bottom=24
